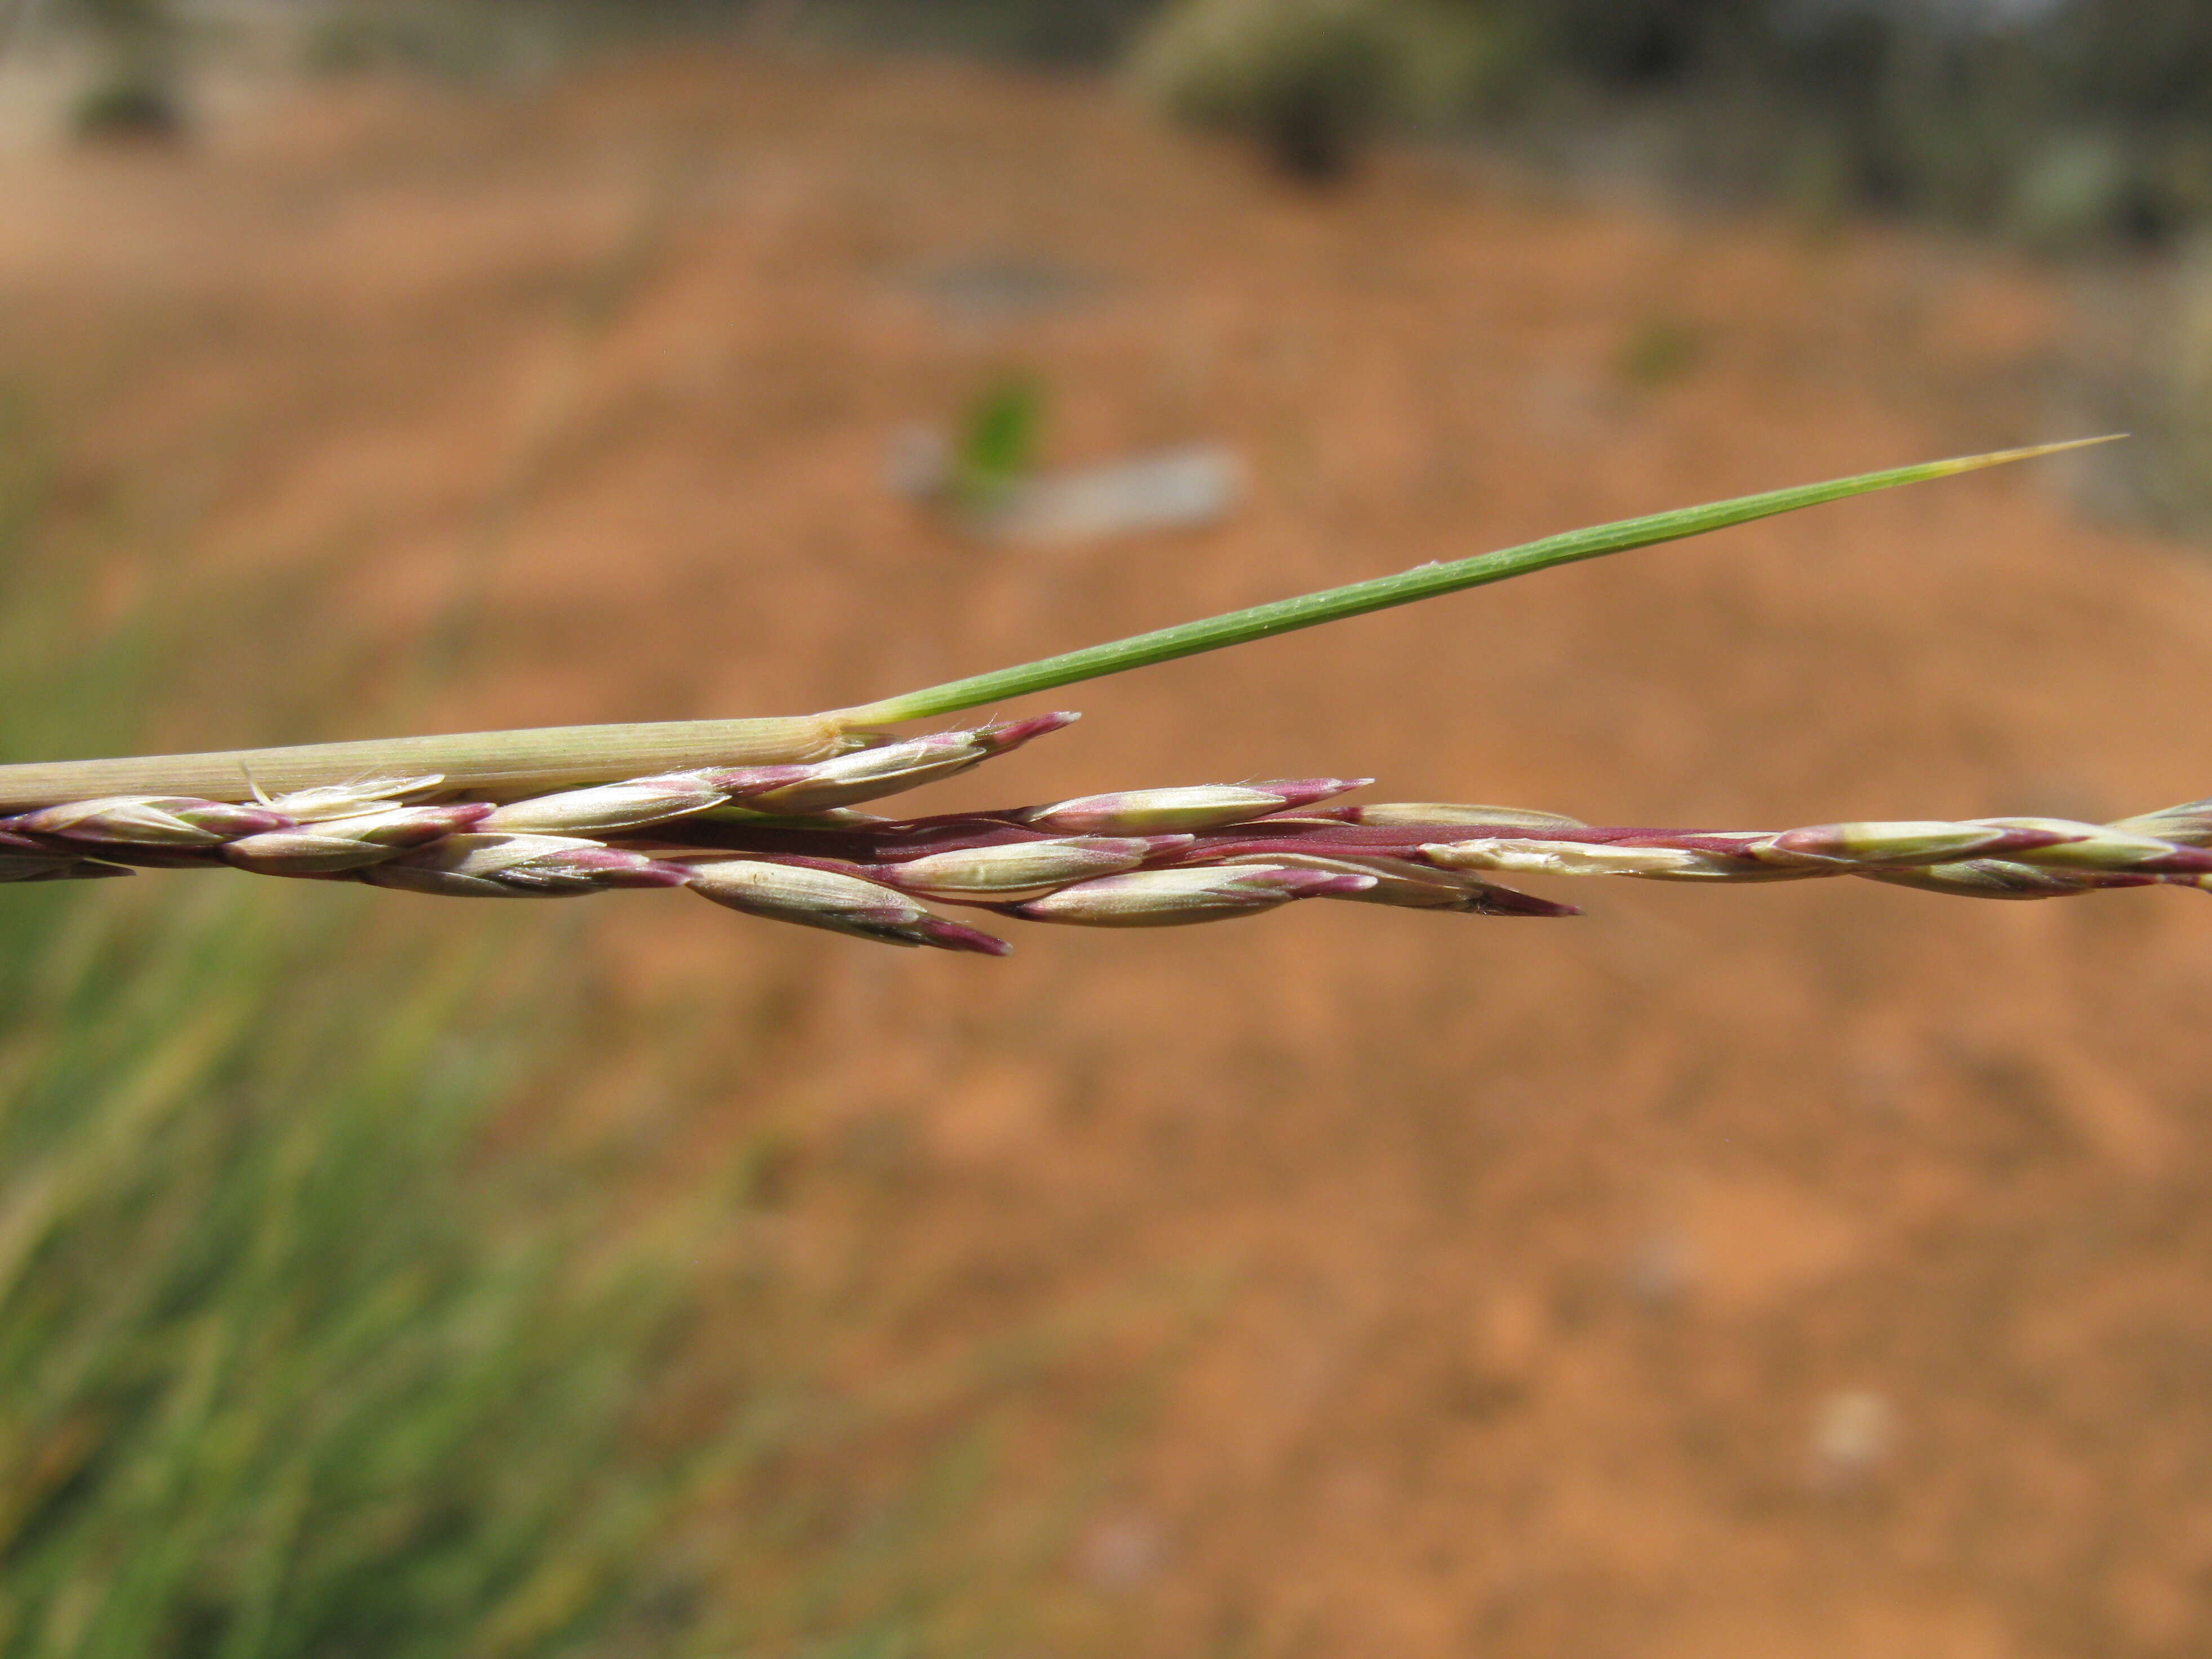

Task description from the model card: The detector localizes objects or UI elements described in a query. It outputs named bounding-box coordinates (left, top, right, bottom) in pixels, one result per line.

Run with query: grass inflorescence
left=2, top=439, right=2189, bottom=957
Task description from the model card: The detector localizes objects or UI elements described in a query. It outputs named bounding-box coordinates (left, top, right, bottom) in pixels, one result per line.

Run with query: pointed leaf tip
left=1920, top=433, right=2125, bottom=478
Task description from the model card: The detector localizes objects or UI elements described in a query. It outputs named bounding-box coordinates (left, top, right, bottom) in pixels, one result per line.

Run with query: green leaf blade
left=843, top=437, right=2117, bottom=727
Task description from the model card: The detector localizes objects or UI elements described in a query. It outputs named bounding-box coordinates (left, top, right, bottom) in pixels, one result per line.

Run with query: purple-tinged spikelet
left=9, top=796, right=290, bottom=847
left=1007, top=864, right=1371, bottom=927
left=717, top=714, right=1078, bottom=815
left=363, top=835, right=691, bottom=898
left=482, top=774, right=738, bottom=836
left=872, top=836, right=1160, bottom=902
left=223, top=805, right=493, bottom=875
left=686, top=858, right=1010, bottom=953
left=1016, top=779, right=1366, bottom=835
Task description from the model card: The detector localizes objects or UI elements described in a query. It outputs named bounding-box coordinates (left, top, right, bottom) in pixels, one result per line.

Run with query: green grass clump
left=0, top=405, right=706, bottom=1659
left=0, top=885, right=686, bottom=1659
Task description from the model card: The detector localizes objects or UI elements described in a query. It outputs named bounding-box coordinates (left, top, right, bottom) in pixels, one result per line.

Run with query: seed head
left=1764, top=820, right=2015, bottom=866
left=0, top=830, right=101, bottom=881
left=363, top=834, right=691, bottom=898
left=1335, top=802, right=1588, bottom=830
left=874, top=836, right=1158, bottom=901
left=4, top=860, right=132, bottom=882
left=481, top=773, right=737, bottom=835
left=1970, top=817, right=2212, bottom=873
left=1863, top=859, right=2112, bottom=900
left=10, top=795, right=289, bottom=847
left=1018, top=778, right=1365, bottom=835
left=1424, top=838, right=1750, bottom=879
left=2108, top=797, right=2212, bottom=846
left=261, top=775, right=446, bottom=822
left=1009, top=863, right=1371, bottom=927
left=722, top=714, right=1077, bottom=814
left=686, top=858, right=1010, bottom=953
left=221, top=804, right=492, bottom=875
left=1212, top=851, right=1577, bottom=915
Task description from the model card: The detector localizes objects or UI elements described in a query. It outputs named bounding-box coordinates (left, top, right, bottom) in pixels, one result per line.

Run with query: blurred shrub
left=1458, top=0, right=2212, bottom=251
left=2064, top=236, right=2212, bottom=535
left=1128, top=0, right=1530, bottom=181
left=1079, top=0, right=2212, bottom=246
left=2149, top=238, right=2212, bottom=526
left=41, top=0, right=2212, bottom=247
left=1500, top=0, right=1757, bottom=88
left=792, top=0, right=1160, bottom=63
left=304, top=5, right=550, bottom=81
left=296, top=0, right=1163, bottom=74
left=69, top=81, right=184, bottom=140
left=59, top=0, right=185, bottom=141
left=2006, top=131, right=2138, bottom=252
left=1129, top=0, right=1406, bottom=182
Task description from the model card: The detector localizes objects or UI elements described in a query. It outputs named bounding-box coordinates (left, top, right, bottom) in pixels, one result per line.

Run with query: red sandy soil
left=7, top=50, right=2212, bottom=1658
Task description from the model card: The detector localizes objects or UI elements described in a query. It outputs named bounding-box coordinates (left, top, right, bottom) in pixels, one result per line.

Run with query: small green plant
left=1616, top=314, right=1704, bottom=389
left=950, top=370, right=1047, bottom=517
left=3, top=438, right=2195, bottom=956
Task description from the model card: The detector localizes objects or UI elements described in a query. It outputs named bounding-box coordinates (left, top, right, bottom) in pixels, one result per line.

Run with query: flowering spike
left=1212, top=850, right=1576, bottom=915
left=0, top=830, right=103, bottom=881
left=1007, top=864, right=1371, bottom=928
left=685, top=858, right=1010, bottom=953
left=363, top=835, right=691, bottom=898
left=263, top=775, right=446, bottom=822
left=728, top=713, right=1078, bottom=815
left=9, top=796, right=289, bottom=847
left=481, top=773, right=736, bottom=836
left=1424, top=838, right=1758, bottom=879
left=1018, top=778, right=1366, bottom=835
left=1971, top=817, right=2212, bottom=873
left=873, top=836, right=1159, bottom=902
left=1336, top=802, right=1588, bottom=830
left=1862, top=859, right=2118, bottom=900
left=1765, top=821, right=2015, bottom=865
left=2109, top=797, right=2212, bottom=846
left=221, top=805, right=493, bottom=875
left=700, top=765, right=816, bottom=795
left=1460, top=883, right=1582, bottom=918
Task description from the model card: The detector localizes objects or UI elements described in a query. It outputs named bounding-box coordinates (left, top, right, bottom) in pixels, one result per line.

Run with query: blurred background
left=4, top=2, right=2212, bottom=1654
